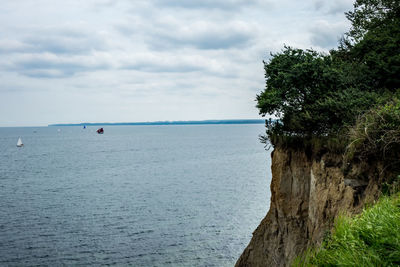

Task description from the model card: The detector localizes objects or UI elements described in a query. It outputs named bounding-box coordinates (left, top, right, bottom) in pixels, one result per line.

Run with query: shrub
left=345, top=96, right=400, bottom=164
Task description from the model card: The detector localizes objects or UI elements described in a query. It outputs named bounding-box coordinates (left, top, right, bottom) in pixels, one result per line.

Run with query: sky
left=0, top=0, right=354, bottom=127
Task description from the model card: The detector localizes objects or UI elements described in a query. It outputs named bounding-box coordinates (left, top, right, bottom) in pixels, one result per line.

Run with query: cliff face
left=236, top=146, right=383, bottom=267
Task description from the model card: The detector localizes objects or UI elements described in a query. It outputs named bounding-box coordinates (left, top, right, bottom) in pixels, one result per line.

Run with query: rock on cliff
left=236, top=146, right=383, bottom=266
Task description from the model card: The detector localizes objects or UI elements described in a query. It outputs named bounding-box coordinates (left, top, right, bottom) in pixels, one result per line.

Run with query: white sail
left=17, top=137, right=23, bottom=147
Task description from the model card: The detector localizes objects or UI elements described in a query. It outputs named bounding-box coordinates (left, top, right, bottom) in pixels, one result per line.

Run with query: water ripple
left=0, top=125, right=270, bottom=266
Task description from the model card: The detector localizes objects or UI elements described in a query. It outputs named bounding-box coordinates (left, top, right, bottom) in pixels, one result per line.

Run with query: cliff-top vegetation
left=257, top=0, right=400, bottom=157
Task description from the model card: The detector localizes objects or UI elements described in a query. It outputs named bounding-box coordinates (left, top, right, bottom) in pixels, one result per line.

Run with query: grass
left=293, top=193, right=400, bottom=266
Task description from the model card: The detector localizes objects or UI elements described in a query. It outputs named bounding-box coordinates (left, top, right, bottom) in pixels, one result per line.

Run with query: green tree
left=345, top=0, right=400, bottom=42
left=257, top=0, right=400, bottom=139
left=342, top=0, right=400, bottom=91
left=257, top=47, right=378, bottom=137
left=257, top=47, right=340, bottom=136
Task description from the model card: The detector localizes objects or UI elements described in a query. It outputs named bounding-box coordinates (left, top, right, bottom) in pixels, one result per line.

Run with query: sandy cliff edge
left=236, top=146, right=382, bottom=267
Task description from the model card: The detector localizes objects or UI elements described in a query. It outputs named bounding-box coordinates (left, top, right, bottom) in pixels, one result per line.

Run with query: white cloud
left=153, top=0, right=267, bottom=10
left=145, top=19, right=257, bottom=50
left=0, top=0, right=354, bottom=126
left=313, top=0, right=353, bottom=14
left=310, top=20, right=349, bottom=49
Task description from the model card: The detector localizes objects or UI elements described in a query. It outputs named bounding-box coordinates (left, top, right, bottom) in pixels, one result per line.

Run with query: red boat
left=97, top=128, right=104, bottom=134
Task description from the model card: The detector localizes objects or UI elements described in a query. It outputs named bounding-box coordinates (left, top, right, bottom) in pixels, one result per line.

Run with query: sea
left=0, top=124, right=271, bottom=266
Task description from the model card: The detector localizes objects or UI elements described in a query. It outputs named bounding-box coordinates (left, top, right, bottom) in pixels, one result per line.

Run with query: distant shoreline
left=49, top=119, right=265, bottom=127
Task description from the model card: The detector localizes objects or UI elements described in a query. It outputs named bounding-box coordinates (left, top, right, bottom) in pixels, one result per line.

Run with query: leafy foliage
left=257, top=47, right=341, bottom=136
left=345, top=0, right=400, bottom=42
left=257, top=0, right=400, bottom=141
left=342, top=0, right=400, bottom=91
left=258, top=47, right=380, bottom=138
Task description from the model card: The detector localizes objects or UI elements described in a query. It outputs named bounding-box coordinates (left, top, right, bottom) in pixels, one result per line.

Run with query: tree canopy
left=257, top=0, right=400, bottom=139
left=345, top=0, right=400, bottom=42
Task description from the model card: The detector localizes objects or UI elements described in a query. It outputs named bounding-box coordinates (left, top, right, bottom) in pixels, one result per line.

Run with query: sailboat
left=17, top=137, right=23, bottom=147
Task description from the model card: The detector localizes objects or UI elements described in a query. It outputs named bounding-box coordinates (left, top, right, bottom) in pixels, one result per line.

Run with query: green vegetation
left=257, top=47, right=380, bottom=137
left=293, top=192, right=400, bottom=266
left=257, top=0, right=400, bottom=147
left=346, top=97, right=400, bottom=164
left=258, top=1, right=400, bottom=263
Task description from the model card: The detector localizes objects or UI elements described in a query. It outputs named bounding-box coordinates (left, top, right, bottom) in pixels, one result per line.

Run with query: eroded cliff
left=236, top=146, right=384, bottom=266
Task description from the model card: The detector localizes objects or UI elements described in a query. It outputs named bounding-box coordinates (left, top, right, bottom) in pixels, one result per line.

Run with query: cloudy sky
left=0, top=0, right=354, bottom=126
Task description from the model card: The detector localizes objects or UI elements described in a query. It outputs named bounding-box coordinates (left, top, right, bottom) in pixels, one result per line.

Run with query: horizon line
left=49, top=119, right=266, bottom=127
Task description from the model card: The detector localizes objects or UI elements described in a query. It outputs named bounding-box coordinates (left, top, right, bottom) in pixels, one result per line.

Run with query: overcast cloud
left=0, top=0, right=354, bottom=126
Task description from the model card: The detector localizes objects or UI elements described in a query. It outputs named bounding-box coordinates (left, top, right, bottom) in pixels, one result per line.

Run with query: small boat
left=97, top=128, right=104, bottom=134
left=17, top=137, right=23, bottom=147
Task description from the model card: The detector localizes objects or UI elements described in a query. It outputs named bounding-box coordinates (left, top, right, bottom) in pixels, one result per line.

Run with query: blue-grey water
left=0, top=125, right=271, bottom=266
